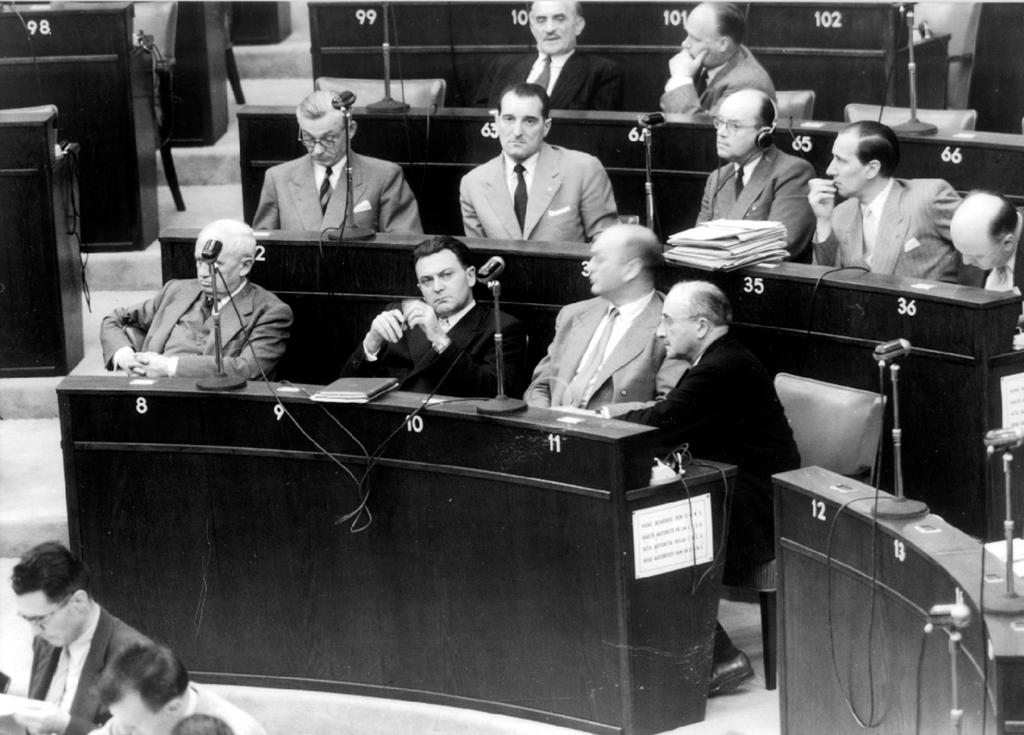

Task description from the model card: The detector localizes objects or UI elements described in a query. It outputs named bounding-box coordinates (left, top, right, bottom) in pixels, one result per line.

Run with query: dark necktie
left=564, top=307, right=620, bottom=407
left=319, top=166, right=334, bottom=214
left=200, top=296, right=214, bottom=322
left=695, top=66, right=709, bottom=97
left=734, top=165, right=745, bottom=201
left=513, top=163, right=528, bottom=233
left=533, top=54, right=551, bottom=92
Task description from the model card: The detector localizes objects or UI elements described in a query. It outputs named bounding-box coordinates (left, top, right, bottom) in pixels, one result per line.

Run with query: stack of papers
left=664, top=219, right=789, bottom=271
left=310, top=377, right=398, bottom=403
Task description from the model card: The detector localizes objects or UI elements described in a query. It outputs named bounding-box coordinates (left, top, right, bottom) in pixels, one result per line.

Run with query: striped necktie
left=319, top=166, right=334, bottom=214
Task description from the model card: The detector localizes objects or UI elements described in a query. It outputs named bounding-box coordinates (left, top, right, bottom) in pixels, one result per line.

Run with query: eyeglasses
left=710, top=116, right=760, bottom=135
left=297, top=133, right=342, bottom=150
left=660, top=313, right=703, bottom=326
left=18, top=592, right=73, bottom=627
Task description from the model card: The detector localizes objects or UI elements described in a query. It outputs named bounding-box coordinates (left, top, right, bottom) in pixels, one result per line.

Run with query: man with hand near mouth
left=460, top=83, right=618, bottom=242
left=341, top=235, right=527, bottom=397
left=474, top=1, right=623, bottom=111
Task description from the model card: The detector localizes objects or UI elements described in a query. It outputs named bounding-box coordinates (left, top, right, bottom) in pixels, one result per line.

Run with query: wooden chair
left=315, top=77, right=447, bottom=109
left=844, top=103, right=978, bottom=133
left=134, top=1, right=185, bottom=211
left=732, top=373, right=884, bottom=691
left=776, top=90, right=816, bottom=121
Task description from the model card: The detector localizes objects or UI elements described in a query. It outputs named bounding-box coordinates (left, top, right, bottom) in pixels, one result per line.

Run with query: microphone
left=985, top=426, right=1024, bottom=452
left=925, top=602, right=971, bottom=630
left=637, top=112, right=666, bottom=128
left=200, top=239, right=223, bottom=263
left=873, top=338, right=911, bottom=362
left=331, top=91, right=357, bottom=110
left=477, top=256, right=506, bottom=282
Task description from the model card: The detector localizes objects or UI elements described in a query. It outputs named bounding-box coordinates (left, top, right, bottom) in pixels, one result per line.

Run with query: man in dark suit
left=342, top=236, right=526, bottom=397
left=809, top=121, right=962, bottom=283
left=10, top=542, right=147, bottom=735
left=461, top=83, right=618, bottom=242
left=100, top=220, right=293, bottom=380
left=698, top=89, right=815, bottom=260
left=474, top=1, right=622, bottom=111
left=524, top=223, right=686, bottom=411
left=620, top=281, right=800, bottom=697
left=952, top=190, right=1024, bottom=293
left=253, top=90, right=422, bottom=233
left=660, top=3, right=775, bottom=115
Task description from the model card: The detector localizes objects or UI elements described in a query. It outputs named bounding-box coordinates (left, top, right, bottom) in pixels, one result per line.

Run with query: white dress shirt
left=574, top=291, right=656, bottom=376
left=59, top=603, right=101, bottom=711
left=527, top=50, right=575, bottom=94
left=504, top=151, right=540, bottom=202
left=860, top=178, right=894, bottom=267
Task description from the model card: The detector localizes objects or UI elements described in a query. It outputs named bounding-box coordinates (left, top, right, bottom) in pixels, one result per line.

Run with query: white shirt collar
left=504, top=150, right=540, bottom=178
left=66, top=601, right=101, bottom=659
left=439, top=298, right=476, bottom=331
left=861, top=178, right=894, bottom=219
left=214, top=279, right=248, bottom=312
left=735, top=155, right=762, bottom=188
left=314, top=159, right=345, bottom=188
left=535, top=48, right=574, bottom=67
left=609, top=290, right=656, bottom=324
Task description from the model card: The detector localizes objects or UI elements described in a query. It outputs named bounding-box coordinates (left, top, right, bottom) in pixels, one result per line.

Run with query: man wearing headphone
left=696, top=89, right=816, bottom=261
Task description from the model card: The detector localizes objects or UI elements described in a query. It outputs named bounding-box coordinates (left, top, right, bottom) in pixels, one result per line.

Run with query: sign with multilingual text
left=632, top=495, right=713, bottom=579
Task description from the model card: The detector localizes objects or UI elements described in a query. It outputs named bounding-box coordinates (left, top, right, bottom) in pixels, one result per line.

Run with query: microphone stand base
left=196, top=374, right=248, bottom=392
left=367, top=97, right=410, bottom=113
left=891, top=118, right=938, bottom=136
left=873, top=496, right=929, bottom=519
left=326, top=226, right=375, bottom=241
left=476, top=397, right=528, bottom=416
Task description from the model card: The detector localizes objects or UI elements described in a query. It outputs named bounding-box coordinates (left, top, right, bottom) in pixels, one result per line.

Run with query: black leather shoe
left=708, top=651, right=754, bottom=697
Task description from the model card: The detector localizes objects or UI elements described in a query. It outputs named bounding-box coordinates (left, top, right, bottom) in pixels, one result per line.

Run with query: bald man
left=697, top=89, right=815, bottom=260
left=660, top=2, right=775, bottom=115
left=952, top=191, right=1024, bottom=293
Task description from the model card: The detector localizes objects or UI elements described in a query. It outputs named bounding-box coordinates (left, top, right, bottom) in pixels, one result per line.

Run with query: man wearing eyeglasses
left=252, top=90, right=422, bottom=233
left=341, top=236, right=526, bottom=397
left=697, top=89, right=815, bottom=261
left=618, top=280, right=799, bottom=697
left=10, top=542, right=147, bottom=735
left=524, top=223, right=686, bottom=411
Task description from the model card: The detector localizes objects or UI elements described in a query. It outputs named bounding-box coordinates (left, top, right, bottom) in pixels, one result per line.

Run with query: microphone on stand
left=476, top=256, right=527, bottom=416
left=985, top=425, right=1023, bottom=599
left=367, top=2, right=410, bottom=113
left=637, top=112, right=666, bottom=128
left=985, top=426, right=1024, bottom=452
left=874, top=338, right=912, bottom=362
left=636, top=113, right=663, bottom=238
left=326, top=90, right=373, bottom=241
left=196, top=238, right=246, bottom=392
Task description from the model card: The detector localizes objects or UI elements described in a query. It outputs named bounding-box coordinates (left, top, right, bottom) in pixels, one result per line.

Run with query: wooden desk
left=58, top=376, right=734, bottom=735
left=0, top=3, right=157, bottom=251
left=170, top=1, right=229, bottom=147
left=308, top=1, right=948, bottom=120
left=0, top=106, right=83, bottom=377
left=237, top=106, right=1024, bottom=237
left=774, top=467, right=1024, bottom=734
left=160, top=229, right=1024, bottom=541
left=230, top=1, right=291, bottom=45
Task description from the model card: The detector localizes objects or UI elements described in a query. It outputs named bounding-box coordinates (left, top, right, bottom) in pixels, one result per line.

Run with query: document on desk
left=309, top=377, right=398, bottom=403
left=631, top=495, right=713, bottom=579
left=0, top=692, right=32, bottom=716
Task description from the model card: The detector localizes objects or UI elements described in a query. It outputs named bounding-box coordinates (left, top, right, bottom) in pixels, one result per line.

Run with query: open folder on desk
left=309, top=377, right=398, bottom=403
left=665, top=219, right=789, bottom=271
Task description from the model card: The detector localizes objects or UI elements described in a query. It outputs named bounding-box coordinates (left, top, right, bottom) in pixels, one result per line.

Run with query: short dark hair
left=968, top=190, right=1019, bottom=240
left=11, top=542, right=90, bottom=600
left=98, top=642, right=190, bottom=712
left=712, top=3, right=746, bottom=45
left=411, top=235, right=473, bottom=270
left=498, top=82, right=550, bottom=119
left=682, top=280, right=732, bottom=326
left=172, top=715, right=235, bottom=735
left=843, top=121, right=900, bottom=177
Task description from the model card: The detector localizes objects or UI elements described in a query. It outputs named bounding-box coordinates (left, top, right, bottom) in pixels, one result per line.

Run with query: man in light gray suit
left=524, top=223, right=686, bottom=413
left=808, top=120, right=962, bottom=283
left=460, top=82, right=618, bottom=242
left=660, top=3, right=774, bottom=115
left=253, top=90, right=422, bottom=234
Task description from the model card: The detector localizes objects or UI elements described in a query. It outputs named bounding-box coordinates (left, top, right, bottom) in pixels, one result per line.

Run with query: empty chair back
left=844, top=103, right=978, bottom=133
left=775, top=90, right=816, bottom=121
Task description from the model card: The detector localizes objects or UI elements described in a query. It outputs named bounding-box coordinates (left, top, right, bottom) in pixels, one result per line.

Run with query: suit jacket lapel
left=703, top=49, right=743, bottom=107
left=548, top=301, right=605, bottom=405
left=289, top=155, right=325, bottom=230
left=735, top=149, right=774, bottom=215
left=205, top=282, right=255, bottom=354
left=524, top=145, right=561, bottom=238
left=29, top=642, right=61, bottom=699
left=872, top=181, right=910, bottom=275
left=147, top=284, right=204, bottom=353
left=589, top=295, right=660, bottom=391
left=549, top=54, right=584, bottom=108
left=482, top=157, right=523, bottom=238
left=404, top=303, right=485, bottom=382
left=69, top=608, right=113, bottom=716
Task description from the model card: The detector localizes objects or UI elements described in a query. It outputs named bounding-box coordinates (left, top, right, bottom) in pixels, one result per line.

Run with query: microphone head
left=331, top=91, right=357, bottom=110
left=200, top=239, right=223, bottom=263
left=477, top=256, right=506, bottom=281
left=637, top=112, right=666, bottom=128
left=873, top=338, right=911, bottom=362
left=984, top=426, right=1024, bottom=452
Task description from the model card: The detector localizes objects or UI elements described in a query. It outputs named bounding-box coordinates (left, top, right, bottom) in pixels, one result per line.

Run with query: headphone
left=755, top=97, right=778, bottom=150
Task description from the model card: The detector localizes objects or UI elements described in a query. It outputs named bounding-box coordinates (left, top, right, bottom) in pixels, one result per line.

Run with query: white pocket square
left=547, top=206, right=570, bottom=217
left=904, top=237, right=922, bottom=253
left=353, top=199, right=372, bottom=214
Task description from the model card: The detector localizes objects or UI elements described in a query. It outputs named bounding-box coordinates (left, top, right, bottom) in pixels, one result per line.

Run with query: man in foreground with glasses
left=10, top=542, right=148, bottom=735
left=460, top=83, right=618, bottom=242
left=342, top=235, right=526, bottom=397
left=253, top=90, right=422, bottom=233
left=524, top=223, right=686, bottom=411
left=697, top=89, right=815, bottom=260
left=659, top=2, right=774, bottom=115
left=619, top=280, right=799, bottom=697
